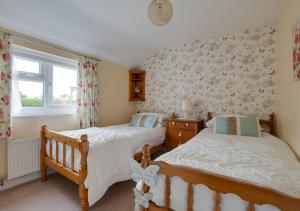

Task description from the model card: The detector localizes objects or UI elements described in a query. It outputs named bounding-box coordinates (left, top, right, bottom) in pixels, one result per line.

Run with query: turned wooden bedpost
left=79, top=134, right=89, bottom=211
left=141, top=144, right=151, bottom=168
left=207, top=112, right=213, bottom=121
left=269, top=112, right=276, bottom=136
left=141, top=144, right=151, bottom=211
left=40, top=125, right=48, bottom=182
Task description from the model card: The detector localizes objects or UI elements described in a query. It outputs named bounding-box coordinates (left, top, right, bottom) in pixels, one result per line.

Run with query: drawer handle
left=178, top=131, right=182, bottom=137
left=185, top=123, right=189, bottom=127
left=178, top=131, right=182, bottom=146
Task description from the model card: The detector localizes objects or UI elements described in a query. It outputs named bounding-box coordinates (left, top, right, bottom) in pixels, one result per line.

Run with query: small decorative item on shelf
left=134, top=87, right=141, bottom=94
left=129, top=70, right=145, bottom=101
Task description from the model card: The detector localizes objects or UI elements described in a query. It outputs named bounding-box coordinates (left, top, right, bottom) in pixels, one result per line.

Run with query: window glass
left=12, top=47, right=78, bottom=116
left=52, top=66, right=77, bottom=105
left=14, top=57, right=40, bottom=74
left=19, top=81, right=43, bottom=107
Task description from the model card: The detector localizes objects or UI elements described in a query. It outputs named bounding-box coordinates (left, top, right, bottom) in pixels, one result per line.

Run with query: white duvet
left=150, top=129, right=300, bottom=211
left=46, top=124, right=165, bottom=205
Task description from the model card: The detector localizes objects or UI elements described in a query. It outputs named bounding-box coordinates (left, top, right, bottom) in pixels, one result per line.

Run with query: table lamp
left=182, top=98, right=194, bottom=119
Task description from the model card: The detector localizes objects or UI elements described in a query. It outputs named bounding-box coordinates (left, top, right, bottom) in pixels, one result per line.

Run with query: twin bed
left=40, top=123, right=165, bottom=211
left=40, top=112, right=300, bottom=211
left=139, top=113, right=300, bottom=211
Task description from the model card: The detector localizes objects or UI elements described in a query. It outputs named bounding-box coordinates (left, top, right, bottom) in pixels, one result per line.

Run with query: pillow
left=154, top=119, right=167, bottom=127
left=136, top=112, right=168, bottom=127
left=214, top=116, right=261, bottom=137
left=206, top=119, right=214, bottom=128
left=129, top=115, right=142, bottom=126
left=239, top=116, right=262, bottom=137
left=206, top=114, right=246, bottom=128
left=214, top=116, right=237, bottom=135
left=139, top=115, right=158, bottom=128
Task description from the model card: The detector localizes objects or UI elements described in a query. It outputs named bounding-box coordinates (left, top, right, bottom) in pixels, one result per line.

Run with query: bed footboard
left=40, top=125, right=89, bottom=211
left=140, top=145, right=300, bottom=211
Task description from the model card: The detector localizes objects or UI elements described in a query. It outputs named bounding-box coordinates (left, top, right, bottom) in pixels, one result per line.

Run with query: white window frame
left=12, top=46, right=78, bottom=116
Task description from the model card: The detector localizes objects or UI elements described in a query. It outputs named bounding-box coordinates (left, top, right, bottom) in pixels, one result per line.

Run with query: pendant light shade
left=148, top=0, right=173, bottom=26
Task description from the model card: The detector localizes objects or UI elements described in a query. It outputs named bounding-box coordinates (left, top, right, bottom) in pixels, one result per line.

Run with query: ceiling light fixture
left=148, top=0, right=173, bottom=26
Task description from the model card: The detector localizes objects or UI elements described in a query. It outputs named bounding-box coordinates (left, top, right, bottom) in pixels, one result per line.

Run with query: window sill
left=12, top=113, right=76, bottom=118
left=12, top=107, right=76, bottom=117
left=12, top=113, right=77, bottom=118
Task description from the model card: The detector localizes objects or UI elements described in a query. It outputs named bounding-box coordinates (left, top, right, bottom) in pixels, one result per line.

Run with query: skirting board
left=0, top=170, right=54, bottom=192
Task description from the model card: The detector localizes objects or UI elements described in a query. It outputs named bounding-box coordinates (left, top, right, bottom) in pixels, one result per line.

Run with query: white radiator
left=8, top=137, right=40, bottom=180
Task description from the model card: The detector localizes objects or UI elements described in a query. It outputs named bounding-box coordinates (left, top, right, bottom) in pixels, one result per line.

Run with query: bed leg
left=41, top=165, right=48, bottom=182
left=40, top=125, right=48, bottom=182
left=141, top=145, right=151, bottom=211
left=79, top=185, right=88, bottom=211
left=79, top=135, right=89, bottom=211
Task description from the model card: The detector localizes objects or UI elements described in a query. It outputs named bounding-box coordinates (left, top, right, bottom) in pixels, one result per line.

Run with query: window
left=12, top=47, right=78, bottom=116
left=52, top=66, right=77, bottom=105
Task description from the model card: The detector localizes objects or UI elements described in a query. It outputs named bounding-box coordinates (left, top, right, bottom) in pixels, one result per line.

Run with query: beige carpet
left=0, top=173, right=135, bottom=211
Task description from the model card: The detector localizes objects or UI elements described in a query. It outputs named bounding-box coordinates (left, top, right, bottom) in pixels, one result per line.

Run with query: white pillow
left=206, top=119, right=214, bottom=128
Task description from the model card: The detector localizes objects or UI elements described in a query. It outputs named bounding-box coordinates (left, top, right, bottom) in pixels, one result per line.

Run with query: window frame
left=12, top=46, right=78, bottom=117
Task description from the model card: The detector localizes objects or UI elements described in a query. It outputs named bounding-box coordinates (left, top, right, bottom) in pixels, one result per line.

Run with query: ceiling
left=0, top=0, right=283, bottom=67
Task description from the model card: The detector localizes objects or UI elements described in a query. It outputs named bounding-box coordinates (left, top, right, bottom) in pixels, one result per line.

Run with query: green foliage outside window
left=20, top=93, right=43, bottom=107
left=20, top=93, right=76, bottom=107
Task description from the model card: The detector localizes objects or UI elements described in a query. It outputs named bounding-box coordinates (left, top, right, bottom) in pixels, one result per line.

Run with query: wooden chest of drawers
left=166, top=119, right=204, bottom=150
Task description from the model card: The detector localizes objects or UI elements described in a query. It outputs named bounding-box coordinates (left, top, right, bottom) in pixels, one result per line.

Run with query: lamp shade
left=148, top=0, right=173, bottom=26
left=182, top=99, right=193, bottom=112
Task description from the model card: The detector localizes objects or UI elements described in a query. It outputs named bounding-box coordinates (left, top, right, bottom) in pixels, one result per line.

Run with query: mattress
left=46, top=124, right=165, bottom=205
left=149, top=129, right=300, bottom=211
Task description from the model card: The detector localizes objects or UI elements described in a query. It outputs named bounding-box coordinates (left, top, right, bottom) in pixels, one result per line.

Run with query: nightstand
left=166, top=118, right=204, bottom=150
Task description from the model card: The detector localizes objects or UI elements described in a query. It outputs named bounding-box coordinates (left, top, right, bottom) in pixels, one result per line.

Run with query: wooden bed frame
left=40, top=125, right=164, bottom=211
left=139, top=113, right=300, bottom=211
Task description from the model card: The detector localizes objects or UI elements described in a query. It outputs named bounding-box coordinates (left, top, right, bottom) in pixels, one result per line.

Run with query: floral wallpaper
left=137, top=26, right=277, bottom=119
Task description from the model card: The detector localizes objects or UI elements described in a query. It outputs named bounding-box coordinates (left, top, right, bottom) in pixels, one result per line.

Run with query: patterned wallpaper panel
left=137, top=26, right=277, bottom=119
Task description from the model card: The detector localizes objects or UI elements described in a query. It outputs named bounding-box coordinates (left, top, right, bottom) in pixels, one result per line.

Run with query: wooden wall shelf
left=129, top=70, right=145, bottom=101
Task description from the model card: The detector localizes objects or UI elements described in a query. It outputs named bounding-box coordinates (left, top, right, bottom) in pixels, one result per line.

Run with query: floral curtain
left=293, top=17, right=300, bottom=80
left=0, top=32, right=12, bottom=139
left=77, top=57, right=99, bottom=129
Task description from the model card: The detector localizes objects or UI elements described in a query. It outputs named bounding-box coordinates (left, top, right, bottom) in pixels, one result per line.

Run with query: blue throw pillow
left=214, top=116, right=237, bottom=135
left=239, top=117, right=260, bottom=137
left=140, top=115, right=157, bottom=128
left=129, top=115, right=141, bottom=126
left=214, top=116, right=261, bottom=137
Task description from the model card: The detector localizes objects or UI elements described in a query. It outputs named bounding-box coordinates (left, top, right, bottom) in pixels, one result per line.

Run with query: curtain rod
left=0, top=29, right=102, bottom=62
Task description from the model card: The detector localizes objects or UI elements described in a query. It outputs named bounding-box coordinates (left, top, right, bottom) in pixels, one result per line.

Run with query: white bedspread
left=46, top=124, right=165, bottom=205
left=150, top=129, right=300, bottom=211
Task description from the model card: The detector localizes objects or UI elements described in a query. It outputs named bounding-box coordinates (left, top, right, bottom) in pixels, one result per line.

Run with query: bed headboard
left=206, top=112, right=276, bottom=136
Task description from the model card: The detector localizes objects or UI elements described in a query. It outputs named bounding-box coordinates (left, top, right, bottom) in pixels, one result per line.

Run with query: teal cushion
left=129, top=115, right=140, bottom=126
left=239, top=117, right=259, bottom=137
left=215, top=116, right=237, bottom=135
left=141, top=115, right=157, bottom=128
left=214, top=116, right=261, bottom=137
